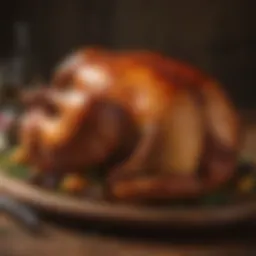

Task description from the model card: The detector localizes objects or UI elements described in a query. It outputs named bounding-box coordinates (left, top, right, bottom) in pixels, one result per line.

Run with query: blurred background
left=0, top=0, right=255, bottom=108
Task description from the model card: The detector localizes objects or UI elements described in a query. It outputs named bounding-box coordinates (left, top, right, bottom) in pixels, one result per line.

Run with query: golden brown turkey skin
left=17, top=47, right=240, bottom=202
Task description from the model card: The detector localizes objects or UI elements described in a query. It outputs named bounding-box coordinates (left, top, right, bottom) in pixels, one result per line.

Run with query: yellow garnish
left=60, top=174, right=87, bottom=193
left=238, top=175, right=255, bottom=193
left=11, top=147, right=29, bottom=165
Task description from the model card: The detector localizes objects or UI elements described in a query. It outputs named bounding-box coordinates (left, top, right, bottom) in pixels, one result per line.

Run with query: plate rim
left=1, top=171, right=256, bottom=227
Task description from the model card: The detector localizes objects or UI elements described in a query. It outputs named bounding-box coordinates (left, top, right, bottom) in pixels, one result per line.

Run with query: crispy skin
left=18, top=47, right=240, bottom=201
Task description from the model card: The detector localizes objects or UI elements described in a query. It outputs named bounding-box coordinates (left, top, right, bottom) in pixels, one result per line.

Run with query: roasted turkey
left=15, top=47, right=240, bottom=203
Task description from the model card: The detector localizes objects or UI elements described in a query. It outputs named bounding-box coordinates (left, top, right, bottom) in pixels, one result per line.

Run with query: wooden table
left=1, top=214, right=256, bottom=256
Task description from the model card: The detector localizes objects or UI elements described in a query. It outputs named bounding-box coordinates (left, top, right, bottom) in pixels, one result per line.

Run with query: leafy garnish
left=0, top=150, right=29, bottom=180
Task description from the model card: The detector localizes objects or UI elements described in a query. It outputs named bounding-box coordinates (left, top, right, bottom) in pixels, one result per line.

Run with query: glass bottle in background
left=2, top=22, right=42, bottom=111
left=0, top=22, right=45, bottom=147
left=8, top=22, right=33, bottom=87
left=0, top=22, right=35, bottom=123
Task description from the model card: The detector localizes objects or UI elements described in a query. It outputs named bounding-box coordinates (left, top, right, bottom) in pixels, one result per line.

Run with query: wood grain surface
left=1, top=215, right=256, bottom=256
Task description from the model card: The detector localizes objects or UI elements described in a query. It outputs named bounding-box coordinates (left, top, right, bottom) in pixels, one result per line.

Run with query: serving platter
left=0, top=112, right=256, bottom=229
left=1, top=170, right=256, bottom=228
